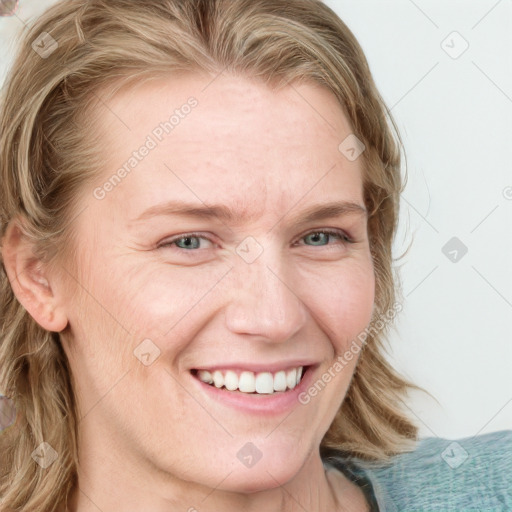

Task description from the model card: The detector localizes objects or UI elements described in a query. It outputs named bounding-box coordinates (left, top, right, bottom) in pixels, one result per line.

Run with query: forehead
left=89, top=73, right=364, bottom=222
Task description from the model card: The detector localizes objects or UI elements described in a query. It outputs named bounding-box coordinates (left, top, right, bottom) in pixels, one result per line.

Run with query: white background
left=1, top=0, right=511, bottom=440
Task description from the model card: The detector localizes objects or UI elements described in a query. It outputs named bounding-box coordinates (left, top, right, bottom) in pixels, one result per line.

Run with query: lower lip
left=189, top=366, right=316, bottom=416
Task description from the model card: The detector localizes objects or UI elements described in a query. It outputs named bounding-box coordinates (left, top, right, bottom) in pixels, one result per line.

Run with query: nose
left=223, top=250, right=307, bottom=343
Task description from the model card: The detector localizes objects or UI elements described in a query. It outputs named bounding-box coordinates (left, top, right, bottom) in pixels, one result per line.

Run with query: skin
left=2, top=73, right=375, bottom=511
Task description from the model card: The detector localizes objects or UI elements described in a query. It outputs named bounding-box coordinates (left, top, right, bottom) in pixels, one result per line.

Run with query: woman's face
left=59, top=73, right=375, bottom=493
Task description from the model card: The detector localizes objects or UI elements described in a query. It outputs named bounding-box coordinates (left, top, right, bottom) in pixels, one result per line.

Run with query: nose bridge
left=224, top=244, right=307, bottom=342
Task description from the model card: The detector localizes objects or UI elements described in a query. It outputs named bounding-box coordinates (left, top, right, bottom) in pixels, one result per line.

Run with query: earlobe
left=1, top=219, right=68, bottom=333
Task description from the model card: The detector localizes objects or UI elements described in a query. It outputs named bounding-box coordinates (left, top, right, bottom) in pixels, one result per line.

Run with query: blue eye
left=158, top=229, right=353, bottom=254
left=161, top=234, right=211, bottom=250
left=300, top=230, right=352, bottom=247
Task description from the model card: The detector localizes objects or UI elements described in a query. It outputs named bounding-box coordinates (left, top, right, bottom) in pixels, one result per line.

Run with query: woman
left=0, top=0, right=510, bottom=510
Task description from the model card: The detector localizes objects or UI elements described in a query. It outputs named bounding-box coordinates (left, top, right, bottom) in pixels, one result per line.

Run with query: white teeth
left=286, top=368, right=297, bottom=390
left=224, top=370, right=238, bottom=391
left=255, top=372, right=274, bottom=394
left=198, top=370, right=213, bottom=384
left=296, top=366, right=303, bottom=385
left=239, top=371, right=256, bottom=393
left=273, top=370, right=287, bottom=392
left=196, top=366, right=304, bottom=395
left=212, top=370, right=224, bottom=388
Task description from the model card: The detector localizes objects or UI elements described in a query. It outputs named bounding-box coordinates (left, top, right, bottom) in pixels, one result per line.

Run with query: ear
left=1, top=219, right=68, bottom=332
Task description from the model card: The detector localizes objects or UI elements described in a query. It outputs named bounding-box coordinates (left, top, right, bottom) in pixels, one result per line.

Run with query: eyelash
left=158, top=229, right=354, bottom=254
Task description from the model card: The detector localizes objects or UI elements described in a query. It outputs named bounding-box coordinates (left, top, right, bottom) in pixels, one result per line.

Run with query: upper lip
left=191, top=360, right=318, bottom=374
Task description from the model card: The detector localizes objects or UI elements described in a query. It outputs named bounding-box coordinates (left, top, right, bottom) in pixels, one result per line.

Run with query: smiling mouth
left=190, top=366, right=309, bottom=395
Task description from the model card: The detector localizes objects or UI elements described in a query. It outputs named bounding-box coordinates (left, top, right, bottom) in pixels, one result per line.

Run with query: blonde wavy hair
left=0, top=0, right=418, bottom=510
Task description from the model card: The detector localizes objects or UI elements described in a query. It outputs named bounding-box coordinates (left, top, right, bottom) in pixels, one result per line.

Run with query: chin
left=216, top=443, right=309, bottom=494
left=223, top=465, right=301, bottom=494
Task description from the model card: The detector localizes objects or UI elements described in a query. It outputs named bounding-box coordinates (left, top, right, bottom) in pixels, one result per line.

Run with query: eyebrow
left=133, top=199, right=367, bottom=225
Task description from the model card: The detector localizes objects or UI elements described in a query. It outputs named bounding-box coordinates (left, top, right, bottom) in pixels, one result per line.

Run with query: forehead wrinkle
left=201, top=172, right=270, bottom=227
left=232, top=191, right=269, bottom=227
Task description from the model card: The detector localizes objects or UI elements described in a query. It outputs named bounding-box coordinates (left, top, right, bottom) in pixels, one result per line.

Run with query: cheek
left=294, top=255, right=375, bottom=352
left=118, top=263, right=230, bottom=339
left=66, top=257, right=228, bottom=376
